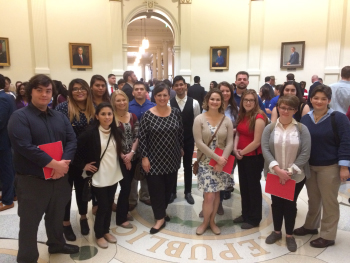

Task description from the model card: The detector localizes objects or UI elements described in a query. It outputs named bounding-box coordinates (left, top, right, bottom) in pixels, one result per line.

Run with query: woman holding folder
left=73, top=103, right=123, bottom=248
left=55, top=78, right=95, bottom=241
left=193, top=89, right=234, bottom=235
left=261, top=95, right=311, bottom=252
left=233, top=89, right=268, bottom=229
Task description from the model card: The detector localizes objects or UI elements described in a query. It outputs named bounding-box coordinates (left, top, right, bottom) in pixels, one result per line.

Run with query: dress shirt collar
left=276, top=117, right=298, bottom=130
left=28, top=102, right=53, bottom=116
left=176, top=95, right=187, bottom=103
left=307, top=108, right=334, bottom=124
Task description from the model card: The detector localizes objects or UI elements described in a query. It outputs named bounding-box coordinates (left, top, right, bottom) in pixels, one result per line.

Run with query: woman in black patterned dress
left=139, top=82, right=184, bottom=234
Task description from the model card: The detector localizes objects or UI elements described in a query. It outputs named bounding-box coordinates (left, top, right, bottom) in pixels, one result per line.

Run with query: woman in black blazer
left=73, top=103, right=123, bottom=249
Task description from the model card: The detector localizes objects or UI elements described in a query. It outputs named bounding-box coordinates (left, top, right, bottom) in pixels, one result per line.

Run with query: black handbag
left=82, top=134, right=111, bottom=202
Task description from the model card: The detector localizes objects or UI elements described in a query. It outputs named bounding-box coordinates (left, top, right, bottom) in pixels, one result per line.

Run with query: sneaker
left=286, top=236, right=297, bottom=252
left=265, top=231, right=282, bottom=244
left=233, top=215, right=244, bottom=224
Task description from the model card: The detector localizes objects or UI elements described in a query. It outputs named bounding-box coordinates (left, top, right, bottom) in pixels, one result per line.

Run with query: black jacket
left=187, top=84, right=206, bottom=112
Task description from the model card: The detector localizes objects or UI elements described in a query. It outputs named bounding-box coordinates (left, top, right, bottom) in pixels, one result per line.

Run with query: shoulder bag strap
left=197, top=115, right=226, bottom=162
left=331, top=112, right=340, bottom=146
left=100, top=133, right=112, bottom=162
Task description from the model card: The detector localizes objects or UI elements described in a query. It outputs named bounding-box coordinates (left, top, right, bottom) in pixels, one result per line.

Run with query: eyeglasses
left=243, top=99, right=255, bottom=104
left=278, top=106, right=295, bottom=112
left=72, top=88, right=87, bottom=93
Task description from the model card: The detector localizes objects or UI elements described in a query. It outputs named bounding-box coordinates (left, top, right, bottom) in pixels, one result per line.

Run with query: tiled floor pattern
left=1, top=167, right=350, bottom=263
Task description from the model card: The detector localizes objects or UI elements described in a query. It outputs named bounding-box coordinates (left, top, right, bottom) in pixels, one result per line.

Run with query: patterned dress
left=197, top=122, right=234, bottom=192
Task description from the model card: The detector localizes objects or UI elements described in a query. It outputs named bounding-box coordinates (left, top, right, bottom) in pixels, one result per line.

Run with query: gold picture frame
left=69, top=43, right=92, bottom=69
left=210, top=46, right=229, bottom=70
left=0, top=37, right=10, bottom=67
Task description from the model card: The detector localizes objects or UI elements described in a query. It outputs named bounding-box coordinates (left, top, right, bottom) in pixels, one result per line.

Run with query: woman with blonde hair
left=233, top=89, right=268, bottom=229
left=193, top=89, right=234, bottom=235
left=56, top=78, right=95, bottom=241
left=111, top=90, right=140, bottom=228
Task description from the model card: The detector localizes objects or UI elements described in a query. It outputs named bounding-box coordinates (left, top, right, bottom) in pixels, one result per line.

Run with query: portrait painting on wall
left=0, top=37, right=11, bottom=67
left=280, top=41, right=305, bottom=69
left=69, top=43, right=92, bottom=69
left=210, top=46, right=229, bottom=70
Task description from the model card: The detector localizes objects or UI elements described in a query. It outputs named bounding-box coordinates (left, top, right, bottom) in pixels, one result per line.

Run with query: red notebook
left=38, top=141, right=63, bottom=180
left=265, top=173, right=296, bottom=201
left=208, top=147, right=235, bottom=175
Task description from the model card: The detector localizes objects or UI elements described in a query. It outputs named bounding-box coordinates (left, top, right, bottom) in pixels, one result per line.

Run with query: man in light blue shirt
left=329, top=66, right=350, bottom=114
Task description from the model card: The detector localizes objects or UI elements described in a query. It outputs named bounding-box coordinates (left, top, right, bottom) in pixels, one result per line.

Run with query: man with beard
left=122, top=71, right=138, bottom=102
left=234, top=71, right=266, bottom=113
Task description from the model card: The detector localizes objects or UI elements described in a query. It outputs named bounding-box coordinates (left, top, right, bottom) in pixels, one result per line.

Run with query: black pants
left=15, top=174, right=71, bottom=263
left=92, top=183, right=118, bottom=238
left=173, top=139, right=194, bottom=195
left=0, top=149, right=15, bottom=205
left=116, top=159, right=137, bottom=225
left=147, top=172, right=177, bottom=220
left=64, top=165, right=88, bottom=221
left=237, top=154, right=264, bottom=226
left=271, top=177, right=306, bottom=235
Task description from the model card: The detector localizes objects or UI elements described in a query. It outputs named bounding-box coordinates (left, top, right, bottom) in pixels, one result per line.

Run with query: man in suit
left=0, top=74, right=16, bottom=212
left=187, top=76, right=206, bottom=112
left=287, top=47, right=300, bottom=65
left=307, top=75, right=321, bottom=108
left=122, top=71, right=137, bottom=102
left=260, top=76, right=275, bottom=98
left=72, top=47, right=89, bottom=66
left=107, top=74, right=118, bottom=96
left=170, top=76, right=200, bottom=205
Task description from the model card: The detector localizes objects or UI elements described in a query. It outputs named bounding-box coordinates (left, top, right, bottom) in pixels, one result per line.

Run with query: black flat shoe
left=165, top=215, right=171, bottom=222
left=49, top=244, right=79, bottom=254
left=150, top=222, right=166, bottom=234
left=80, top=218, right=90, bottom=235
left=63, top=225, right=76, bottom=241
left=168, top=193, right=177, bottom=204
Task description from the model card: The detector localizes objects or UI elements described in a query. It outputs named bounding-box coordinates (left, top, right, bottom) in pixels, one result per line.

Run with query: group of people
left=0, top=66, right=349, bottom=263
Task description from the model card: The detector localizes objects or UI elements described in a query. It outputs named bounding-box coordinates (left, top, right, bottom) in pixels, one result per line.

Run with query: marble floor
left=1, top=166, right=350, bottom=263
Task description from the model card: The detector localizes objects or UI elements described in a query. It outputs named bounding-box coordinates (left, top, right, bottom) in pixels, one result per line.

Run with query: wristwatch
left=131, top=150, right=135, bottom=154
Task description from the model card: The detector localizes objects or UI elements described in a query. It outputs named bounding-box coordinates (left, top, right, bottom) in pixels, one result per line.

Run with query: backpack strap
left=331, top=112, right=340, bottom=146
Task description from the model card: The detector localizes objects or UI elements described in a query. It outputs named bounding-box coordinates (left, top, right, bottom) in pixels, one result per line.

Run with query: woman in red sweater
left=233, top=89, right=268, bottom=229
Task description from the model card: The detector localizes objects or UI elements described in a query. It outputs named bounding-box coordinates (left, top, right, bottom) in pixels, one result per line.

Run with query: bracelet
left=131, top=150, right=135, bottom=154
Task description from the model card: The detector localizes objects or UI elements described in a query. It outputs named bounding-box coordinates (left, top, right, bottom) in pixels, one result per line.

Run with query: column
left=173, top=45, right=180, bottom=77
left=157, top=47, right=162, bottom=80
left=141, top=63, right=146, bottom=80
left=122, top=44, right=128, bottom=72
left=247, top=0, right=264, bottom=91
left=324, top=0, right=346, bottom=84
left=163, top=41, right=168, bottom=80
left=109, top=0, right=124, bottom=78
left=179, top=1, right=191, bottom=82
left=28, top=0, right=50, bottom=74
left=152, top=52, right=157, bottom=80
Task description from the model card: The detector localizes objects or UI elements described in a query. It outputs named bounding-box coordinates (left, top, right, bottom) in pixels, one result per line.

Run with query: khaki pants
left=128, top=178, right=150, bottom=205
left=304, top=164, right=341, bottom=240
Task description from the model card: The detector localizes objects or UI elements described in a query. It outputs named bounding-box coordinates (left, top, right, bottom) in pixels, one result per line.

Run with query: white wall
left=0, top=0, right=348, bottom=90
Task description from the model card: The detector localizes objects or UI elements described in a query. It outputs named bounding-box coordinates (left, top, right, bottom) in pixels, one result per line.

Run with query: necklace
left=313, top=110, right=328, bottom=123
left=77, top=105, right=86, bottom=112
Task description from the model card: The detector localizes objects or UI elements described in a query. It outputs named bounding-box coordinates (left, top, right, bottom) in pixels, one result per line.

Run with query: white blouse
left=92, top=126, right=123, bottom=187
left=269, top=118, right=305, bottom=183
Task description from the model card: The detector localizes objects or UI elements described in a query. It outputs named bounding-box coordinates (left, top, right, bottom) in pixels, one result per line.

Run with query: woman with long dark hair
left=73, top=103, right=123, bottom=248
left=271, top=81, right=310, bottom=122
left=52, top=80, right=68, bottom=109
left=90, top=75, right=110, bottom=106
left=55, top=78, right=95, bottom=241
left=210, top=81, right=218, bottom=90
left=15, top=82, right=29, bottom=109
left=233, top=89, right=268, bottom=229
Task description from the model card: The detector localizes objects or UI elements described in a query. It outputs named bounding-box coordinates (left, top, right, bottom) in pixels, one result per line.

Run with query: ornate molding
left=179, top=0, right=192, bottom=4
left=143, top=1, right=158, bottom=9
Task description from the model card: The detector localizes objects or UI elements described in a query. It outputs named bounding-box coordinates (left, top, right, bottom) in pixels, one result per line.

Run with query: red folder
left=265, top=173, right=296, bottom=201
left=38, top=141, right=63, bottom=180
left=209, top=147, right=235, bottom=175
